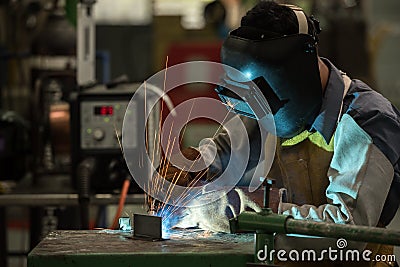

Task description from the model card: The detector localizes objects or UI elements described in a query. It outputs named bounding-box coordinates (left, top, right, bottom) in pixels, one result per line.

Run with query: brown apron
left=268, top=139, right=395, bottom=267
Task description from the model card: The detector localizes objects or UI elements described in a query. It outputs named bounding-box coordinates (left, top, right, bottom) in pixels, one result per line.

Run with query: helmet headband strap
left=281, top=4, right=308, bottom=34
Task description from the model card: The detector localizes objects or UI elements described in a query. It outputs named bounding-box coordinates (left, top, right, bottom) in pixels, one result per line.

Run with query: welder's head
left=217, top=1, right=323, bottom=138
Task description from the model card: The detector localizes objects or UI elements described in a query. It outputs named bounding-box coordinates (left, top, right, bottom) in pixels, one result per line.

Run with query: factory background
left=0, top=0, right=399, bottom=266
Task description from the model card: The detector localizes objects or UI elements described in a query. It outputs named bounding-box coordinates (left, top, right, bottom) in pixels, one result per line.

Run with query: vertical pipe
left=0, top=207, right=7, bottom=267
left=263, top=186, right=269, bottom=208
left=255, top=232, right=275, bottom=265
left=65, top=0, right=78, bottom=27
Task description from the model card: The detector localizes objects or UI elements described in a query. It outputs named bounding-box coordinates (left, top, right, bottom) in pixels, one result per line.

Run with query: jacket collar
left=310, top=58, right=346, bottom=143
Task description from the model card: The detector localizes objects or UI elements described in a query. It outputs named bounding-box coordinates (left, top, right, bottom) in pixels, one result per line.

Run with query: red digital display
left=94, top=106, right=113, bottom=116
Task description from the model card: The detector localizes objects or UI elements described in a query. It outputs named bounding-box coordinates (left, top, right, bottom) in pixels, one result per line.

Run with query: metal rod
left=262, top=178, right=275, bottom=208
left=231, top=211, right=400, bottom=246
left=255, top=232, right=274, bottom=264
left=286, top=218, right=400, bottom=246
left=263, top=186, right=269, bottom=208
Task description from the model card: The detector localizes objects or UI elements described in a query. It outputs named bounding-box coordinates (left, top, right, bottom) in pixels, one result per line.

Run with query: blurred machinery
left=69, top=82, right=160, bottom=229
left=30, top=0, right=76, bottom=178
left=69, top=83, right=158, bottom=194
left=0, top=111, right=30, bottom=181
left=23, top=0, right=153, bottom=236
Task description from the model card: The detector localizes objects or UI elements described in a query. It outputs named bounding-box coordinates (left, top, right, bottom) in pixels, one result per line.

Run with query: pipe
left=77, top=157, right=96, bottom=229
left=286, top=219, right=400, bottom=246
left=230, top=210, right=400, bottom=246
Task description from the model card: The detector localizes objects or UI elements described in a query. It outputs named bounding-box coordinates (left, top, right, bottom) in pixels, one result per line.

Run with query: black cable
left=77, top=157, right=96, bottom=230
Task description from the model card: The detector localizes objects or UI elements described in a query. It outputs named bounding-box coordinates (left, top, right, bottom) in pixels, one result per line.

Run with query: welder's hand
left=174, top=188, right=262, bottom=233
left=157, top=147, right=205, bottom=187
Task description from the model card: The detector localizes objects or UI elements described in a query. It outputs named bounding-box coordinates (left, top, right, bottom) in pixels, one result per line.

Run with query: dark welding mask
left=216, top=5, right=322, bottom=138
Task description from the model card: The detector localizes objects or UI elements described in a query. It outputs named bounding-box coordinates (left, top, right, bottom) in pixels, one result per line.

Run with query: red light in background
left=94, top=105, right=114, bottom=116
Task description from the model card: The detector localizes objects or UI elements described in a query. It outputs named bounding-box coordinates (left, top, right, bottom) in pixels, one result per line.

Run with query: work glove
left=172, top=186, right=282, bottom=233
left=174, top=187, right=263, bottom=232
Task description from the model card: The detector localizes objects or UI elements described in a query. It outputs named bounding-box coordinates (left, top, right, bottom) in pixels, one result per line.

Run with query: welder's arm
left=198, top=116, right=262, bottom=183
left=157, top=147, right=205, bottom=186
left=278, top=115, right=394, bottom=228
left=157, top=115, right=260, bottom=188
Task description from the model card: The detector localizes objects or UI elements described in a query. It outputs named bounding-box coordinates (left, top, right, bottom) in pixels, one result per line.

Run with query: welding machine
left=70, top=83, right=159, bottom=193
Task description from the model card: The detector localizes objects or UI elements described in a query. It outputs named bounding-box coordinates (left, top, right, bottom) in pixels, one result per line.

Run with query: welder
left=156, top=1, right=400, bottom=266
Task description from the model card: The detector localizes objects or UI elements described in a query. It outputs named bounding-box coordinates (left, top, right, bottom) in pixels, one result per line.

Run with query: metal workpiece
left=118, top=217, right=132, bottom=231
left=133, top=214, right=162, bottom=240
left=28, top=230, right=254, bottom=267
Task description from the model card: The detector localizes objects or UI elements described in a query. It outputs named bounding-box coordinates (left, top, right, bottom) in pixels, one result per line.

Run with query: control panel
left=80, top=100, right=132, bottom=149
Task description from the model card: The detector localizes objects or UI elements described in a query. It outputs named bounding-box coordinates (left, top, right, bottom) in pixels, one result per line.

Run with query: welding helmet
left=216, top=5, right=322, bottom=138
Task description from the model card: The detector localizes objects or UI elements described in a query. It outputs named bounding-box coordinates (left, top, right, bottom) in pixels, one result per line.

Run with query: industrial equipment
left=70, top=82, right=160, bottom=229
left=30, top=0, right=76, bottom=177
left=69, top=0, right=153, bottom=195
left=70, top=82, right=159, bottom=193
left=0, top=111, right=30, bottom=181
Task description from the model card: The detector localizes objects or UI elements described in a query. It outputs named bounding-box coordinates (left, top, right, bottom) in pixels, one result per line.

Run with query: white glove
left=174, top=188, right=262, bottom=233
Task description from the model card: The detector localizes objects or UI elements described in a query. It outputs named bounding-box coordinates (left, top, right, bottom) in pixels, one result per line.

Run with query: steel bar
left=231, top=211, right=400, bottom=246
left=286, top=218, right=400, bottom=246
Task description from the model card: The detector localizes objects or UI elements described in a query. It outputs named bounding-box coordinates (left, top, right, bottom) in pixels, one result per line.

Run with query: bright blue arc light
left=244, top=71, right=252, bottom=79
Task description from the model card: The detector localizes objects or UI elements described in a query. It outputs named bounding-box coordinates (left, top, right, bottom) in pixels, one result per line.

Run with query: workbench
left=28, top=230, right=254, bottom=267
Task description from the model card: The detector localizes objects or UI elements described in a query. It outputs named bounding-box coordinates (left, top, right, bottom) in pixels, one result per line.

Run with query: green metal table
left=28, top=230, right=254, bottom=267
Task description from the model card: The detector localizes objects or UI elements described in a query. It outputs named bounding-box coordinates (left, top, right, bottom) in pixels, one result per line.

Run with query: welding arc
left=110, top=178, right=131, bottom=229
